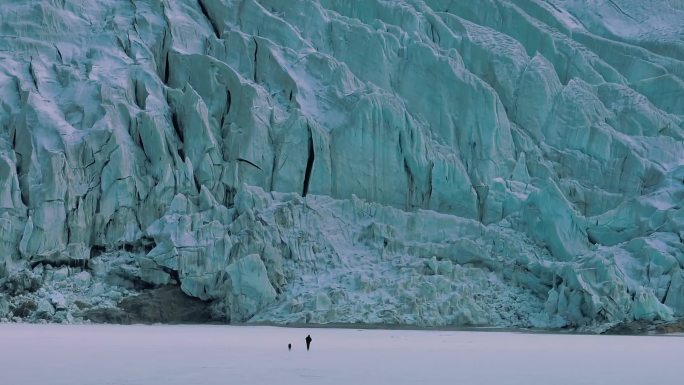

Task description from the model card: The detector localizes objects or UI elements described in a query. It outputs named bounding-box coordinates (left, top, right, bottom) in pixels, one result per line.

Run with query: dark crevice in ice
left=253, top=38, right=259, bottom=83
left=29, top=258, right=87, bottom=270
left=302, top=125, right=315, bottom=197
left=170, top=112, right=186, bottom=160
left=237, top=158, right=263, bottom=171
left=133, top=79, right=147, bottom=110
left=171, top=112, right=183, bottom=142
left=28, top=59, right=39, bottom=91
left=198, top=0, right=220, bottom=38
left=426, top=162, right=434, bottom=205
left=226, top=89, right=232, bottom=116
left=163, top=50, right=171, bottom=85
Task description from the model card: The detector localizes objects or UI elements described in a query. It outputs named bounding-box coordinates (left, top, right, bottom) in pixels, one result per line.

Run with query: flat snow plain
left=0, top=324, right=681, bottom=385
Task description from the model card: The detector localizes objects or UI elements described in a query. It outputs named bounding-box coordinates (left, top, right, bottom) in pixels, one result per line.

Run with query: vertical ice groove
left=197, top=0, right=221, bottom=38
left=302, top=124, right=315, bottom=197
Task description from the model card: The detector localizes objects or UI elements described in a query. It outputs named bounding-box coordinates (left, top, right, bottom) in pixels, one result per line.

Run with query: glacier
left=0, top=0, right=683, bottom=332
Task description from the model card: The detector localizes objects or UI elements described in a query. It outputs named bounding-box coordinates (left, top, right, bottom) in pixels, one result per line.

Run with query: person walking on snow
left=305, top=334, right=312, bottom=351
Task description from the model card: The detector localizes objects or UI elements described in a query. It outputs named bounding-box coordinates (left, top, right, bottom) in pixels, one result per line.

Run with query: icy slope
left=0, top=0, right=683, bottom=330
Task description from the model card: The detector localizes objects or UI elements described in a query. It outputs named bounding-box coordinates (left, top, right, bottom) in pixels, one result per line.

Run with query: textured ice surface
left=0, top=0, right=683, bottom=330
left=0, top=324, right=682, bottom=385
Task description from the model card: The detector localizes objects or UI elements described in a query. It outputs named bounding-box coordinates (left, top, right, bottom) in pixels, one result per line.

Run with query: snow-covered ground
left=0, top=324, right=681, bottom=385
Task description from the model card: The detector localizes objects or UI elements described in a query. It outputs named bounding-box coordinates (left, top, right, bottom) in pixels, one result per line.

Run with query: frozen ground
left=0, top=324, right=681, bottom=385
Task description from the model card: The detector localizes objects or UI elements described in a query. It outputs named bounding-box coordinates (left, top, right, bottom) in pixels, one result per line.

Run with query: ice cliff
left=0, top=0, right=683, bottom=331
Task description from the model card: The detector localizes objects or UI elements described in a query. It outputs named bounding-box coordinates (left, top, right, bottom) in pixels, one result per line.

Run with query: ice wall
left=0, top=0, right=683, bottom=331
